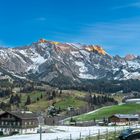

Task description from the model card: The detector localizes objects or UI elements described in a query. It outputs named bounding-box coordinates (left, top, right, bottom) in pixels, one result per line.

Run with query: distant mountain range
left=0, top=39, right=140, bottom=86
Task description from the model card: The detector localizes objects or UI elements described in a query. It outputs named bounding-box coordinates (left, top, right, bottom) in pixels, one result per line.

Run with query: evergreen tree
left=15, top=94, right=21, bottom=103
left=52, top=90, right=56, bottom=98
left=37, top=97, right=40, bottom=101
left=9, top=94, right=14, bottom=104
left=40, top=94, right=43, bottom=99
left=25, top=95, right=31, bottom=105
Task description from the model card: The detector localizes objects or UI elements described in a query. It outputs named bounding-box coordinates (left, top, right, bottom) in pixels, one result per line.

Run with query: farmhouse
left=125, top=98, right=140, bottom=104
left=0, top=111, right=38, bottom=135
left=108, top=114, right=139, bottom=125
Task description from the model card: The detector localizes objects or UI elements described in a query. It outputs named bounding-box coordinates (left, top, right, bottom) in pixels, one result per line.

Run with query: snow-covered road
left=0, top=125, right=139, bottom=140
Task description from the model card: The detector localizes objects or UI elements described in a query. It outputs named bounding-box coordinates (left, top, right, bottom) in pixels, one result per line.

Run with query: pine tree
left=37, top=97, right=40, bottom=101
left=15, top=94, right=21, bottom=104
left=40, top=94, right=43, bottom=99
left=9, top=94, right=14, bottom=104
left=52, top=90, right=56, bottom=98
left=25, top=95, right=31, bottom=105
left=59, top=90, right=62, bottom=96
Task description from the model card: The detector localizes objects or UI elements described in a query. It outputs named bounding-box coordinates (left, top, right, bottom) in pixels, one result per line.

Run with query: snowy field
left=0, top=125, right=139, bottom=140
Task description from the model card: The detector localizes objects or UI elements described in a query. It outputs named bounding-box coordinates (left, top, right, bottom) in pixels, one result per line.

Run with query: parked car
left=119, top=128, right=140, bottom=140
left=97, top=121, right=105, bottom=126
left=108, top=122, right=116, bottom=126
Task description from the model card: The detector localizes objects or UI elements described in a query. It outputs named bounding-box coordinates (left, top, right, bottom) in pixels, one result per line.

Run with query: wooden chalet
left=0, top=111, right=38, bottom=135
left=108, top=114, right=139, bottom=125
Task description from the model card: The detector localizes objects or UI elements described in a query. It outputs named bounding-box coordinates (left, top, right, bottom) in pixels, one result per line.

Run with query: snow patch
left=75, top=61, right=94, bottom=79
left=127, top=61, right=140, bottom=69
left=121, top=69, right=140, bottom=80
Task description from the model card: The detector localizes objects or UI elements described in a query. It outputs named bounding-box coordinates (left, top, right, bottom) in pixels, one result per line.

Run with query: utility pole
left=40, top=124, right=42, bottom=140
left=38, top=113, right=44, bottom=140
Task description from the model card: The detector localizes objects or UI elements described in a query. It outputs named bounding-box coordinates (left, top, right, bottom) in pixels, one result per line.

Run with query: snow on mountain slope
left=0, top=38, right=140, bottom=85
left=127, top=60, right=140, bottom=69
left=75, top=61, right=94, bottom=79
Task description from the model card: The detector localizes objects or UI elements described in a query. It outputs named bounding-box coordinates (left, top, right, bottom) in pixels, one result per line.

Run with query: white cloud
left=113, top=2, right=140, bottom=9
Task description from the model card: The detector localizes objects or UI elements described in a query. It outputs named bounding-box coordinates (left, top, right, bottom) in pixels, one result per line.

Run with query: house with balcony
left=0, top=111, right=38, bottom=135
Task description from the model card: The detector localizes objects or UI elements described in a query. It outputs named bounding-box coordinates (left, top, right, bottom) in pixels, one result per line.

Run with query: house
left=108, top=114, right=139, bottom=125
left=0, top=111, right=39, bottom=135
left=125, top=98, right=140, bottom=104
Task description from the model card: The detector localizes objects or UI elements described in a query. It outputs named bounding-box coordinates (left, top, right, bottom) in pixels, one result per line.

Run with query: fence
left=40, top=124, right=140, bottom=140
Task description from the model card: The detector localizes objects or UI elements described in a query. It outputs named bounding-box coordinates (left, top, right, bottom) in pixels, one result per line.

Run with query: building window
left=17, top=122, right=20, bottom=126
left=29, top=122, right=31, bottom=125
left=11, top=122, right=13, bottom=126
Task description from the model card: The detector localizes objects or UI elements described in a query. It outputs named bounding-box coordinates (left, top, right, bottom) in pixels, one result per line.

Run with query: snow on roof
left=0, top=111, right=38, bottom=120
left=126, top=98, right=140, bottom=102
left=113, top=114, right=139, bottom=119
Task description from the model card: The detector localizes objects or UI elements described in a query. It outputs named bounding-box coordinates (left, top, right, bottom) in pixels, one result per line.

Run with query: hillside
left=0, top=88, right=119, bottom=117
left=75, top=103, right=140, bottom=121
left=0, top=90, right=88, bottom=112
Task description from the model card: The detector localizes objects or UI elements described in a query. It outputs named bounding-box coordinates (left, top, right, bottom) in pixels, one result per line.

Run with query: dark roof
left=6, top=111, right=38, bottom=120
left=112, top=114, right=139, bottom=119
left=0, top=111, right=4, bottom=115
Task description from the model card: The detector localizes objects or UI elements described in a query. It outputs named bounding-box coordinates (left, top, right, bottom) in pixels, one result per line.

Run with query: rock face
left=0, top=39, right=140, bottom=86
left=124, top=54, right=136, bottom=61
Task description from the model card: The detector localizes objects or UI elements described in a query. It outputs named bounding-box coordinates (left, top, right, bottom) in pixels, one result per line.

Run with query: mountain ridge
left=0, top=38, right=140, bottom=86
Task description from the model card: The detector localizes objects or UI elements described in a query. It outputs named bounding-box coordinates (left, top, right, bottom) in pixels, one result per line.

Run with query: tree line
left=85, top=93, right=118, bottom=107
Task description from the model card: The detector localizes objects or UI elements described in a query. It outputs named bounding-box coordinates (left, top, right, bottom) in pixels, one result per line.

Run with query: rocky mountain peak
left=38, top=38, right=48, bottom=43
left=38, top=38, right=60, bottom=45
left=124, top=54, right=136, bottom=61
left=85, top=45, right=107, bottom=55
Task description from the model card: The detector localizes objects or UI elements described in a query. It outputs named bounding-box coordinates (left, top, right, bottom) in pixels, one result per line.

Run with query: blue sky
left=0, top=0, right=140, bottom=56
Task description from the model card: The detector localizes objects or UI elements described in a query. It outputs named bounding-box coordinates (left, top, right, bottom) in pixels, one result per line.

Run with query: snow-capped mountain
left=0, top=39, right=140, bottom=85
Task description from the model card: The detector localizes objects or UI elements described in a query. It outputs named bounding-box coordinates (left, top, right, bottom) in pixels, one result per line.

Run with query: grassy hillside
left=75, top=103, right=140, bottom=121
left=54, top=96, right=87, bottom=110
left=27, top=100, right=49, bottom=112
left=0, top=89, right=122, bottom=114
left=20, top=91, right=44, bottom=105
left=10, top=90, right=88, bottom=112
left=10, top=91, right=46, bottom=111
